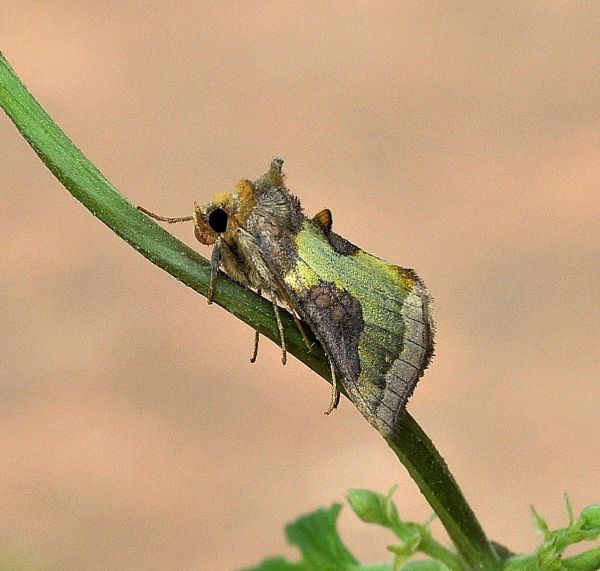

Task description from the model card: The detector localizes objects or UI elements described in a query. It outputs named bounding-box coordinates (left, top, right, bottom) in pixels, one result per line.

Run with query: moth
left=139, top=158, right=434, bottom=437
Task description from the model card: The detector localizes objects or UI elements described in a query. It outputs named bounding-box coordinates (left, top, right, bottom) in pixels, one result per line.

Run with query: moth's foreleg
left=324, top=361, right=340, bottom=415
left=271, top=299, right=287, bottom=365
left=207, top=238, right=222, bottom=305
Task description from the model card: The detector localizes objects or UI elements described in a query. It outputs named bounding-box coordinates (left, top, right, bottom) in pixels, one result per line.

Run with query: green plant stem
left=419, top=536, right=463, bottom=571
left=386, top=420, right=499, bottom=569
left=0, top=52, right=501, bottom=570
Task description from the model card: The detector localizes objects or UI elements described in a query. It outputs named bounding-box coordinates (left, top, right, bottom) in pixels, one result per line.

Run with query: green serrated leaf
left=241, top=504, right=358, bottom=571
left=242, top=502, right=427, bottom=571
left=285, top=504, right=358, bottom=569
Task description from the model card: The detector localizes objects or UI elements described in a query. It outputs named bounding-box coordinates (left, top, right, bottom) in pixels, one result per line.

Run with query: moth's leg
left=250, top=330, right=260, bottom=363
left=274, top=285, right=313, bottom=351
left=207, top=238, right=222, bottom=305
left=291, top=311, right=313, bottom=351
left=324, top=361, right=340, bottom=415
left=271, top=299, right=287, bottom=365
left=250, top=289, right=261, bottom=363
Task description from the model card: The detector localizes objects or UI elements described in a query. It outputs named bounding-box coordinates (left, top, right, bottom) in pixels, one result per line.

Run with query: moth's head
left=193, top=179, right=257, bottom=245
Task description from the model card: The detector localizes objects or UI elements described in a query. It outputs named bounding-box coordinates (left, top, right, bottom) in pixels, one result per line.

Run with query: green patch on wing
left=284, top=221, right=415, bottom=401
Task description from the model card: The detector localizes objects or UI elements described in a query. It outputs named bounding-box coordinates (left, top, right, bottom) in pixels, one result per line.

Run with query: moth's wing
left=255, top=217, right=434, bottom=438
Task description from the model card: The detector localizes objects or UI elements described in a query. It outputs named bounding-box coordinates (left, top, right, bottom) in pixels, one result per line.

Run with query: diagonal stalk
left=0, top=52, right=501, bottom=570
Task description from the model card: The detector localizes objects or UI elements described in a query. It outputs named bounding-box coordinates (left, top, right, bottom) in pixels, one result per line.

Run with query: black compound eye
left=208, top=208, right=228, bottom=233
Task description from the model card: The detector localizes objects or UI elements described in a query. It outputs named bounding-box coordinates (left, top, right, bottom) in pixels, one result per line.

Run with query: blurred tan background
left=1, top=3, right=599, bottom=570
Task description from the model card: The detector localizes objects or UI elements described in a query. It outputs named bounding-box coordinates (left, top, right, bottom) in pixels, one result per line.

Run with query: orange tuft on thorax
left=232, top=180, right=256, bottom=227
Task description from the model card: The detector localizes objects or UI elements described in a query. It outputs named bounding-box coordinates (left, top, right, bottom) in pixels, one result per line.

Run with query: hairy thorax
left=219, top=227, right=278, bottom=293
